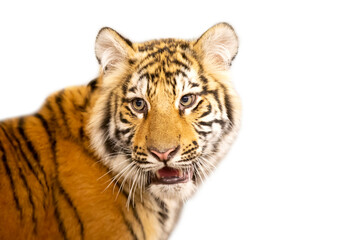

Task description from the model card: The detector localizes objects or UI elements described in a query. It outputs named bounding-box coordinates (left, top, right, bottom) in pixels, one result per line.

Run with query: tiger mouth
left=152, top=167, right=194, bottom=185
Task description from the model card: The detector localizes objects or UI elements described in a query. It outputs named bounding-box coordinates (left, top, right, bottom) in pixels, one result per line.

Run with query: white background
left=0, top=1, right=359, bottom=239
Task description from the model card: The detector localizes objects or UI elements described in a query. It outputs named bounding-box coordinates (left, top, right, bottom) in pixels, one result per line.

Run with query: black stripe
left=114, top=94, right=119, bottom=124
left=204, top=89, right=223, bottom=113
left=199, top=75, right=208, bottom=84
left=179, top=43, right=189, bottom=50
left=123, top=38, right=133, bottom=49
left=35, top=113, right=84, bottom=240
left=194, top=128, right=211, bottom=137
left=58, top=184, right=85, bottom=240
left=165, top=69, right=188, bottom=79
left=192, top=99, right=204, bottom=113
left=125, top=106, right=137, bottom=118
left=180, top=51, right=191, bottom=62
left=138, top=73, right=149, bottom=82
left=153, top=196, right=169, bottom=226
left=118, top=127, right=132, bottom=135
left=125, top=133, right=134, bottom=146
left=198, top=121, right=212, bottom=127
left=128, top=87, right=137, bottom=93
left=222, top=85, right=233, bottom=124
left=133, top=159, right=152, bottom=165
left=189, top=82, right=200, bottom=88
left=146, top=76, right=151, bottom=98
left=128, top=58, right=136, bottom=65
left=53, top=188, right=69, bottom=240
left=36, top=110, right=70, bottom=240
left=17, top=163, right=37, bottom=234
left=34, top=114, right=55, bottom=155
left=182, top=146, right=199, bottom=155
left=148, top=73, right=159, bottom=82
left=136, top=152, right=147, bottom=157
left=18, top=118, right=49, bottom=192
left=171, top=59, right=190, bottom=71
left=137, top=46, right=176, bottom=68
left=104, top=138, right=119, bottom=155
left=158, top=211, right=168, bottom=226
left=153, top=195, right=168, bottom=213
left=120, top=209, right=138, bottom=240
left=137, top=60, right=156, bottom=74
left=87, top=78, right=98, bottom=92
left=131, top=204, right=146, bottom=240
left=146, top=47, right=175, bottom=59
left=55, top=90, right=71, bottom=134
left=198, top=119, right=226, bottom=128
left=122, top=75, right=133, bottom=95
left=36, top=114, right=69, bottom=240
left=79, top=127, right=85, bottom=140
left=101, top=92, right=113, bottom=131
left=0, top=125, right=45, bottom=198
left=199, top=104, right=212, bottom=118
left=0, top=140, right=22, bottom=218
left=120, top=113, right=130, bottom=124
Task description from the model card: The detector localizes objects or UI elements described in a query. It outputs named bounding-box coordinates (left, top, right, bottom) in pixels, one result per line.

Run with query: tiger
left=0, top=22, right=241, bottom=240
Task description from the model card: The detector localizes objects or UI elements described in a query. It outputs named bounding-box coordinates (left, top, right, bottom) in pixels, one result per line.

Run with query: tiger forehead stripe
left=137, top=39, right=190, bottom=52
left=135, top=40, right=193, bottom=66
left=124, top=52, right=196, bottom=98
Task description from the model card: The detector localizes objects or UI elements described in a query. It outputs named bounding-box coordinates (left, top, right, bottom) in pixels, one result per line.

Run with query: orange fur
left=0, top=23, right=240, bottom=240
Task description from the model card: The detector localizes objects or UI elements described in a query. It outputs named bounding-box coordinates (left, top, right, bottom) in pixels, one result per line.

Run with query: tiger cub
left=0, top=23, right=241, bottom=240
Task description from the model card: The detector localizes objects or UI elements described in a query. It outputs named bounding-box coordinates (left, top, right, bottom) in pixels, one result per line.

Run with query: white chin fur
left=148, top=181, right=196, bottom=201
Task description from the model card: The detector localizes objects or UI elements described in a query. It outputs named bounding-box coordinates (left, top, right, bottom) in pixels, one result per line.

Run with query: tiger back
left=0, top=23, right=241, bottom=240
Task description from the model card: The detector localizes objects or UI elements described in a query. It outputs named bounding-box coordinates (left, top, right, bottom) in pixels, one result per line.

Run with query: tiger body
left=0, top=23, right=241, bottom=240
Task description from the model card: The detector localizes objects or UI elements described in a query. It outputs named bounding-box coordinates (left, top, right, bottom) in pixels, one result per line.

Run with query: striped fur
left=0, top=23, right=241, bottom=240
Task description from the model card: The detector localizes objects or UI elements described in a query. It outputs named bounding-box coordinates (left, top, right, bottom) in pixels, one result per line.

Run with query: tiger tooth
left=179, top=169, right=183, bottom=177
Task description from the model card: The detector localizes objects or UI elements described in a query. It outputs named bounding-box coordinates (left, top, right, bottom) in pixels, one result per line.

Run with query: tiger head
left=88, top=23, right=241, bottom=202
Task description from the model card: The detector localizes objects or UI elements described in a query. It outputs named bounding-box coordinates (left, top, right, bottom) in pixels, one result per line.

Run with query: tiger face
left=88, top=23, right=241, bottom=202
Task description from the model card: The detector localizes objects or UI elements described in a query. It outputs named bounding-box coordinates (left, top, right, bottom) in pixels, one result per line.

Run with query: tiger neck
left=38, top=78, right=100, bottom=150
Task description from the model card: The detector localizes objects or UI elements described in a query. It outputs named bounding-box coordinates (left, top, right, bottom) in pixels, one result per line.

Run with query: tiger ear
left=194, top=23, right=239, bottom=71
left=95, top=27, right=134, bottom=73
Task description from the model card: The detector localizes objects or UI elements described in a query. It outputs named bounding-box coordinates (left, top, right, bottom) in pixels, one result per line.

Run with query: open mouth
left=152, top=167, right=194, bottom=185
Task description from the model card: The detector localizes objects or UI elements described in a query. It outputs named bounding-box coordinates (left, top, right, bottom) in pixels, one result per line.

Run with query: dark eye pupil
left=181, top=96, right=189, bottom=103
left=136, top=100, right=143, bottom=107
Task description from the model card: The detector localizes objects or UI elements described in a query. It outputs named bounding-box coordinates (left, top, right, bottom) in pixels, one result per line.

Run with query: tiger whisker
left=199, top=156, right=216, bottom=170
left=196, top=161, right=209, bottom=180
left=118, top=164, right=137, bottom=196
left=100, top=159, right=131, bottom=185
left=97, top=159, right=131, bottom=182
left=193, top=162, right=205, bottom=185
left=97, top=168, right=113, bottom=181
left=198, top=160, right=212, bottom=179
left=104, top=152, right=132, bottom=158
left=103, top=161, right=134, bottom=193
left=127, top=167, right=140, bottom=208
left=139, top=171, right=145, bottom=202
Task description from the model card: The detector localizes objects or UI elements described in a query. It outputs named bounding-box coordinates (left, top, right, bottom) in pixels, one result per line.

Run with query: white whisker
left=118, top=163, right=136, bottom=194
left=127, top=168, right=140, bottom=208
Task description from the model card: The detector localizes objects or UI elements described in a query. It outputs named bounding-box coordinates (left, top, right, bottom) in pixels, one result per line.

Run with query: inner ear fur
left=194, top=22, right=239, bottom=71
left=95, top=27, right=134, bottom=73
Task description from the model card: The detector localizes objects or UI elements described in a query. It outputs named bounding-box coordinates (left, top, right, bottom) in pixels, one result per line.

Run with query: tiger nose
left=148, top=146, right=180, bottom=161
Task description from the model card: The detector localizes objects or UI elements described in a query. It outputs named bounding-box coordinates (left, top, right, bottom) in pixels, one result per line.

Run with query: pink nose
left=149, top=146, right=179, bottom=161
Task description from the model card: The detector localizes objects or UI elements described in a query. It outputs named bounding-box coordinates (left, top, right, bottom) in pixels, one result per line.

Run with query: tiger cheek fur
left=0, top=23, right=240, bottom=240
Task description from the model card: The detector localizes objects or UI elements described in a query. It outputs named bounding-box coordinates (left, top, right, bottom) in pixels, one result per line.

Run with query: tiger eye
left=180, top=94, right=196, bottom=108
left=131, top=98, right=146, bottom=112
